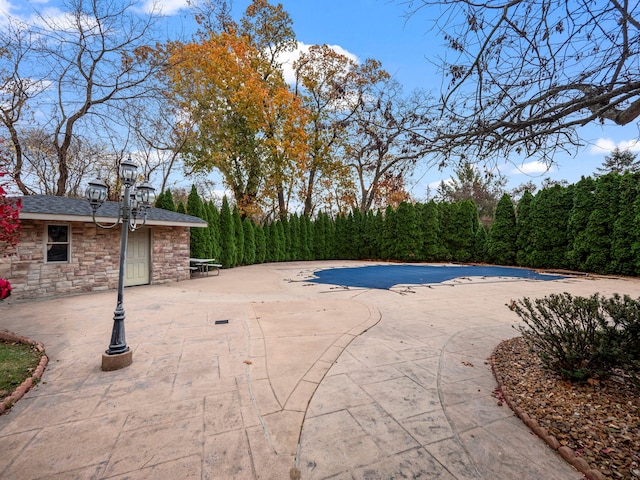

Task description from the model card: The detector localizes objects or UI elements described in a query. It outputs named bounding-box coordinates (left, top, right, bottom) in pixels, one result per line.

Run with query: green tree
left=584, top=174, right=621, bottom=273
left=487, top=194, right=517, bottom=265
left=437, top=161, right=506, bottom=226
left=363, top=210, right=380, bottom=259
left=418, top=201, right=441, bottom=261
left=209, top=202, right=222, bottom=260
left=334, top=213, right=349, bottom=259
left=439, top=200, right=478, bottom=262
left=350, top=209, right=366, bottom=260
left=264, top=223, right=276, bottom=262
left=566, top=177, right=596, bottom=271
left=394, top=201, right=423, bottom=262
left=155, top=189, right=176, bottom=211
left=528, top=185, right=573, bottom=269
left=243, top=218, right=257, bottom=265
left=312, top=212, right=327, bottom=260
left=219, top=196, right=236, bottom=268
left=288, top=214, right=301, bottom=260
left=275, top=220, right=286, bottom=261
left=187, top=185, right=208, bottom=258
left=255, top=222, right=266, bottom=263
left=437, top=202, right=455, bottom=261
left=474, top=224, right=488, bottom=263
left=515, top=190, right=535, bottom=266
left=611, top=173, right=640, bottom=275
left=176, top=201, right=186, bottom=214
left=455, top=200, right=479, bottom=262
left=300, top=214, right=312, bottom=260
left=232, top=205, right=245, bottom=265
left=380, top=205, right=397, bottom=260
left=595, top=148, right=640, bottom=176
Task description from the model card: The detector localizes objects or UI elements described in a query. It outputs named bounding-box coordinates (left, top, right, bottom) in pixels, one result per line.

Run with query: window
left=46, top=224, right=70, bottom=263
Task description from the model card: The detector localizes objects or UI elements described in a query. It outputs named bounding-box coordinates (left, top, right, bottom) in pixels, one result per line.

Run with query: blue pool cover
left=311, top=264, right=566, bottom=290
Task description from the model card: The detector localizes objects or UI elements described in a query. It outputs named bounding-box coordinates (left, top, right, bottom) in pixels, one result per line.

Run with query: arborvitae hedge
left=528, top=184, right=573, bottom=269
left=395, top=201, right=423, bottom=262
left=487, top=194, right=517, bottom=265
left=515, top=191, right=534, bottom=266
left=155, top=189, right=176, bottom=211
left=232, top=206, right=244, bottom=266
left=584, top=174, right=620, bottom=274
left=255, top=223, right=266, bottom=264
left=184, top=173, right=640, bottom=278
left=566, top=177, right=596, bottom=271
left=206, top=202, right=221, bottom=260
left=243, top=218, right=256, bottom=266
left=381, top=205, right=396, bottom=260
left=418, top=201, right=440, bottom=262
left=187, top=185, right=208, bottom=258
left=301, top=214, right=312, bottom=261
left=474, top=225, right=488, bottom=263
left=219, top=196, right=236, bottom=268
left=312, top=212, right=327, bottom=260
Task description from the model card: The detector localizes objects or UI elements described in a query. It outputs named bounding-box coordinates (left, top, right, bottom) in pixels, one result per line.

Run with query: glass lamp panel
left=135, top=181, right=156, bottom=206
left=119, top=157, right=138, bottom=185
left=85, top=179, right=108, bottom=203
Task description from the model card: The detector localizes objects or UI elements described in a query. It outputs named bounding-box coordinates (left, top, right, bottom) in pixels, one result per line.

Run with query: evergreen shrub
left=511, top=292, right=640, bottom=382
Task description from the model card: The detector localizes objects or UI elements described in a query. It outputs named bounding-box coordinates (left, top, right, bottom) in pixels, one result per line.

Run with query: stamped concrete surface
left=1, top=261, right=639, bottom=480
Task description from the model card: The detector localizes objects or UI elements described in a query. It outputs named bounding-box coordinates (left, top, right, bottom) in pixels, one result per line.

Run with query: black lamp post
left=85, top=156, right=156, bottom=371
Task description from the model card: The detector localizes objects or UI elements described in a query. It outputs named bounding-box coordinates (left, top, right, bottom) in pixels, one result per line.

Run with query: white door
left=125, top=228, right=150, bottom=286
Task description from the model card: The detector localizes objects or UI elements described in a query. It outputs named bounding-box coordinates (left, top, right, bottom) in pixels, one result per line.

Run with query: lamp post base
left=101, top=350, right=133, bottom=371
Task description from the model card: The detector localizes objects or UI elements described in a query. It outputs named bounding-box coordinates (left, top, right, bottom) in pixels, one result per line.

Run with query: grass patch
left=0, top=340, right=43, bottom=402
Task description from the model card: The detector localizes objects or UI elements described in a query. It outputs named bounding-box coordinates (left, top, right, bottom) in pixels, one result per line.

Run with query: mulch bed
left=492, top=337, right=640, bottom=480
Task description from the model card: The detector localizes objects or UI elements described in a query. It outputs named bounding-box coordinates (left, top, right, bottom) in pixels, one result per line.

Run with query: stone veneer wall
left=152, top=225, right=191, bottom=283
left=0, top=220, right=191, bottom=300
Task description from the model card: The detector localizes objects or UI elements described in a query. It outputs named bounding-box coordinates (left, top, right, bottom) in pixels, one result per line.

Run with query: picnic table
left=189, top=258, right=222, bottom=276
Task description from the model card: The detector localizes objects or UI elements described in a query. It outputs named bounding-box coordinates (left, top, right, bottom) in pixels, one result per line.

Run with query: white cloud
left=428, top=178, right=450, bottom=190
left=143, top=0, right=188, bottom=16
left=510, top=161, right=551, bottom=175
left=589, top=138, right=640, bottom=155
left=278, top=41, right=360, bottom=85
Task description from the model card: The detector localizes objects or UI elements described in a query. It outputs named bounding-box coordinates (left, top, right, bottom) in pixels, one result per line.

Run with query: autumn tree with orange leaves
left=166, top=0, right=308, bottom=218
left=293, top=45, right=391, bottom=216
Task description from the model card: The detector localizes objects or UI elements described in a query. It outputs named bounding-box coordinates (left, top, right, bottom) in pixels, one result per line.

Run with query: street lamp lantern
left=135, top=181, right=156, bottom=206
left=86, top=178, right=108, bottom=207
left=85, top=155, right=156, bottom=371
left=119, top=156, right=138, bottom=186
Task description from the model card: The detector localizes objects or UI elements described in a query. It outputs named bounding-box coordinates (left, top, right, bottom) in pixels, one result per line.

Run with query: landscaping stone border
left=489, top=344, right=604, bottom=480
left=0, top=330, right=48, bottom=415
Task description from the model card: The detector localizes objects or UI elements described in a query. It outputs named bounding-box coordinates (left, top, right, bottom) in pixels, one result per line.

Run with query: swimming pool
left=311, top=264, right=566, bottom=290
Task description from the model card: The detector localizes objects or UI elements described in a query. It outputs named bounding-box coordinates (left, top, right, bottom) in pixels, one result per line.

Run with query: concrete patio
left=1, top=260, right=639, bottom=479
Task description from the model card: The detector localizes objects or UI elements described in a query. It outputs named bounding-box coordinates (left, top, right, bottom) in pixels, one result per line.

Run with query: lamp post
left=85, top=156, right=156, bottom=371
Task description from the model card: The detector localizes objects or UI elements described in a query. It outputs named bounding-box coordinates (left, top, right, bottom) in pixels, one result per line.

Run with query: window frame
left=45, top=223, right=71, bottom=264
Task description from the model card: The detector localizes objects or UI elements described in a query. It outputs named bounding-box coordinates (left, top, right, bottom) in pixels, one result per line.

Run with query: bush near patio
left=511, top=292, right=640, bottom=382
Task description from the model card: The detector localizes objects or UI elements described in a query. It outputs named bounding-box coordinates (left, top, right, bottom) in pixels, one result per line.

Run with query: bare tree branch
left=398, top=0, right=640, bottom=164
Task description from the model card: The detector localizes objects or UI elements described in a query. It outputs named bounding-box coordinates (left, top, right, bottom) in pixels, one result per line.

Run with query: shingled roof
left=17, top=195, right=207, bottom=228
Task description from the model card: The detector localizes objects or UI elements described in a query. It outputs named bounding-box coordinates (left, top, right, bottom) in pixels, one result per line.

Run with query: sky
left=5, top=0, right=640, bottom=200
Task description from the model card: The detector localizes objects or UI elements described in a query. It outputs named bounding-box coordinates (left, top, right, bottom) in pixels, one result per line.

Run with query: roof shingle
left=16, top=195, right=207, bottom=227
